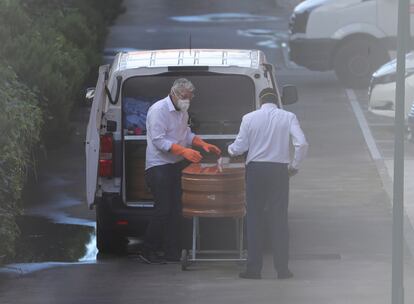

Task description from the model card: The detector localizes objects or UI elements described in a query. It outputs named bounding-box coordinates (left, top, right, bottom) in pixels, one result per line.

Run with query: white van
left=288, top=0, right=414, bottom=88
left=85, top=49, right=298, bottom=253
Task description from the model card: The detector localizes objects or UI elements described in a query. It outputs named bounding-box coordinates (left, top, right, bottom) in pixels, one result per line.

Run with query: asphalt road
left=1, top=0, right=414, bottom=303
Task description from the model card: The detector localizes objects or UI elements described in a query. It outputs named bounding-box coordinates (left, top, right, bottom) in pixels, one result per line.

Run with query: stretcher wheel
left=181, top=249, right=189, bottom=271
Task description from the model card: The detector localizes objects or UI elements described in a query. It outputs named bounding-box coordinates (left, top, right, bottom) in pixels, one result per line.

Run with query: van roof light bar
left=168, top=66, right=209, bottom=72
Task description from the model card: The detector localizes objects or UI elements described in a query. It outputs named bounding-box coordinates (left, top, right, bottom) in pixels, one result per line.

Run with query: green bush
left=0, top=0, right=123, bottom=261
left=0, top=0, right=123, bottom=144
left=0, top=63, right=42, bottom=259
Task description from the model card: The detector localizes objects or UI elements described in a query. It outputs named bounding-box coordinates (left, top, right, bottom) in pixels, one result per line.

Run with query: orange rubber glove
left=170, top=143, right=203, bottom=163
left=192, top=136, right=222, bottom=156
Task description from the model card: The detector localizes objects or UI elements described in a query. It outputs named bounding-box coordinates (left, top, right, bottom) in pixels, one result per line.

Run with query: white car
left=288, top=0, right=414, bottom=88
left=369, top=52, right=414, bottom=119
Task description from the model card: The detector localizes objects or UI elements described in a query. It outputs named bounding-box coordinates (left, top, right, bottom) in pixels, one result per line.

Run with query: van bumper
left=98, top=193, right=242, bottom=250
left=289, top=38, right=336, bottom=71
left=99, top=193, right=154, bottom=237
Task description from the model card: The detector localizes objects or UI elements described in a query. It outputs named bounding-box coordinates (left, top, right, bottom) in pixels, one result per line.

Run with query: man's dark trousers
left=144, top=161, right=186, bottom=256
left=245, top=161, right=290, bottom=275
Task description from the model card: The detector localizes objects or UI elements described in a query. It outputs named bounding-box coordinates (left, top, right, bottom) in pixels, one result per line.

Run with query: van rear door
left=85, top=65, right=109, bottom=208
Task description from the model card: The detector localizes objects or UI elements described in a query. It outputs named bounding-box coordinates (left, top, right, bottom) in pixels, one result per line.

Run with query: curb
left=374, top=159, right=414, bottom=258
left=346, top=88, right=414, bottom=258
left=0, top=267, right=24, bottom=281
left=0, top=261, right=97, bottom=281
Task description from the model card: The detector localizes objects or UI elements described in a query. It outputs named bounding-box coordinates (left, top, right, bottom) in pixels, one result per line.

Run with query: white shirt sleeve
left=228, top=116, right=250, bottom=156
left=186, top=126, right=196, bottom=146
left=146, top=109, right=174, bottom=152
left=290, top=114, right=308, bottom=169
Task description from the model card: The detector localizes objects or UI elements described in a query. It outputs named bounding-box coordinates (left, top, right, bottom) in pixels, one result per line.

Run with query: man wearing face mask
left=139, top=78, right=221, bottom=264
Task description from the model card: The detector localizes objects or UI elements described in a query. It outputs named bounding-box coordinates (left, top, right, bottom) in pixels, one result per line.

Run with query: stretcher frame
left=180, top=216, right=247, bottom=271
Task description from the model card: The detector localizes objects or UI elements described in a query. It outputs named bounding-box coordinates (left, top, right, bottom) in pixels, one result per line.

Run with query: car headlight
left=373, top=70, right=414, bottom=85
left=289, top=11, right=309, bottom=34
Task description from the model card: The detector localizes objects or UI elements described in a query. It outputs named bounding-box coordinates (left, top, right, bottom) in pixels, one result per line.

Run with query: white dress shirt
left=145, top=96, right=195, bottom=169
left=228, top=103, right=308, bottom=169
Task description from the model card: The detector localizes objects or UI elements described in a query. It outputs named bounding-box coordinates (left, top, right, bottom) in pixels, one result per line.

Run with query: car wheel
left=334, top=38, right=389, bottom=89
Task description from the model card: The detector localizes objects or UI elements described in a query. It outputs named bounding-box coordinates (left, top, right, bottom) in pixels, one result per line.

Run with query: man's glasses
left=173, top=89, right=195, bottom=100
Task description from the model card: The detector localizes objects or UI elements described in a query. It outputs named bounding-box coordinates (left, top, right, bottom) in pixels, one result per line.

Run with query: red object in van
left=99, top=134, right=113, bottom=177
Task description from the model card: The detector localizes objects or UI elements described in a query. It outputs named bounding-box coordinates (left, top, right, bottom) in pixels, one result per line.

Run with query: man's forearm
left=291, top=143, right=308, bottom=169
left=228, top=142, right=245, bottom=157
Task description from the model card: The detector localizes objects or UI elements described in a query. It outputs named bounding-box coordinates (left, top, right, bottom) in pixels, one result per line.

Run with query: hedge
left=0, top=63, right=42, bottom=259
left=0, top=0, right=123, bottom=144
left=0, top=0, right=123, bottom=261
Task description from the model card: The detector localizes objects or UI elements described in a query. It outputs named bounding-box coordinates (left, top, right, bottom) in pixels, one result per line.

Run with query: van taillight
left=99, top=134, right=113, bottom=177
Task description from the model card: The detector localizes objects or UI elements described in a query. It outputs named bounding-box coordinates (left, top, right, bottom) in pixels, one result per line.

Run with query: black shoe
left=138, top=250, right=166, bottom=264
left=277, top=270, right=293, bottom=279
left=239, top=271, right=261, bottom=280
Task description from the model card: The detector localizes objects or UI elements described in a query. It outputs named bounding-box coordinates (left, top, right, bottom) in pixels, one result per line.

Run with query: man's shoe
left=239, top=271, right=261, bottom=280
left=277, top=270, right=293, bottom=279
left=138, top=250, right=166, bottom=264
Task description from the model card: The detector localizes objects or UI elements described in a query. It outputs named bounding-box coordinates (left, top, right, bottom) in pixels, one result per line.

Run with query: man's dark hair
left=259, top=88, right=278, bottom=104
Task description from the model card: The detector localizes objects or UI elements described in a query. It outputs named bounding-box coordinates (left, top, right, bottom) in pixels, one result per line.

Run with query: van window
left=122, top=74, right=255, bottom=134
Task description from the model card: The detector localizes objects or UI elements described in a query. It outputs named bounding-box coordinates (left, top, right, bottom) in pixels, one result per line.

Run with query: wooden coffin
left=126, top=158, right=153, bottom=200
left=181, top=163, right=246, bottom=218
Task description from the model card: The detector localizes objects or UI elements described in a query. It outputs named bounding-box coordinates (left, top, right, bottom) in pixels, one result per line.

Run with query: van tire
left=96, top=202, right=127, bottom=254
left=333, top=38, right=389, bottom=88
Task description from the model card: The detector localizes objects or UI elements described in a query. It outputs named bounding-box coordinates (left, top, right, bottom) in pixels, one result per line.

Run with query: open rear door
left=85, top=65, right=109, bottom=208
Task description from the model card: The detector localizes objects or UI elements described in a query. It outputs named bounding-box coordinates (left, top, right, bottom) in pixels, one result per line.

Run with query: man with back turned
left=228, top=88, right=308, bottom=279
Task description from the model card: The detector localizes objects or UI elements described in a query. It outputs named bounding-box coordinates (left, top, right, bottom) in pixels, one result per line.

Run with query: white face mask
left=177, top=99, right=190, bottom=112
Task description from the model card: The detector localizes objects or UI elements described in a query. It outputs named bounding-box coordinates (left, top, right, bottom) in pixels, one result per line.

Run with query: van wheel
left=96, top=203, right=127, bottom=254
left=333, top=38, right=389, bottom=88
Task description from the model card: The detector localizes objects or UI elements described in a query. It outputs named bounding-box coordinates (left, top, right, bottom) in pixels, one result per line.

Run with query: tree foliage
left=0, top=0, right=123, bottom=143
left=0, top=64, right=42, bottom=259
left=0, top=0, right=123, bottom=261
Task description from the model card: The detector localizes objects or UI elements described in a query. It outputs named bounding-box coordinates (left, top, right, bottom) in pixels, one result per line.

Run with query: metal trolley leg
left=181, top=216, right=247, bottom=271
left=238, top=217, right=244, bottom=260
left=192, top=216, right=199, bottom=261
